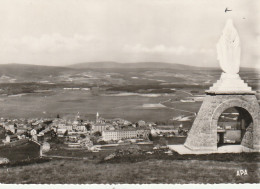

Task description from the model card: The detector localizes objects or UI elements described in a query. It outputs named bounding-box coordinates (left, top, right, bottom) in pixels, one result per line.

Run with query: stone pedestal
left=206, top=73, right=254, bottom=94
left=184, top=94, right=260, bottom=152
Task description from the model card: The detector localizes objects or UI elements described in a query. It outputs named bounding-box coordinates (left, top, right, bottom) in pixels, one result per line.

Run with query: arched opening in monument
left=217, top=107, right=253, bottom=147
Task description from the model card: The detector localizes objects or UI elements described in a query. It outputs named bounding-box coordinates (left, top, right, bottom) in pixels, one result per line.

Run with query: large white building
left=102, top=129, right=150, bottom=141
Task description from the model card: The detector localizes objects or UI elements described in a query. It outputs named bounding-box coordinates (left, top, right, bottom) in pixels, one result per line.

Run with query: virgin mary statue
left=216, top=19, right=241, bottom=75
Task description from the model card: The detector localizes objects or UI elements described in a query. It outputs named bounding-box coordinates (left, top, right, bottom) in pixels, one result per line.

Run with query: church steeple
left=96, top=112, right=99, bottom=123
left=75, top=112, right=80, bottom=121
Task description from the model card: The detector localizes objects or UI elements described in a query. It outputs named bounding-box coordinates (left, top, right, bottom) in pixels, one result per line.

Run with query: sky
left=0, top=0, right=259, bottom=68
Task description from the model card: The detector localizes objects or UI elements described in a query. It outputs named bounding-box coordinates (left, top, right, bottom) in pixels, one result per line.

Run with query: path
left=29, top=140, right=89, bottom=160
left=159, top=98, right=172, bottom=104
left=175, top=89, right=193, bottom=96
left=160, top=98, right=196, bottom=115
left=166, top=106, right=196, bottom=115
left=41, top=154, right=88, bottom=160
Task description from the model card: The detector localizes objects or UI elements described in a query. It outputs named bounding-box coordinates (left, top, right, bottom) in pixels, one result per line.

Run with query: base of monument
left=206, top=72, right=254, bottom=94
left=168, top=145, right=260, bottom=155
left=184, top=94, right=260, bottom=152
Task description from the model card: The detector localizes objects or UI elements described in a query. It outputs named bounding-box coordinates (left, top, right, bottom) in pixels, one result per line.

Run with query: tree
left=93, top=131, right=101, bottom=137
left=80, top=134, right=86, bottom=139
left=50, top=129, right=57, bottom=138
left=148, top=133, right=153, bottom=141
left=85, top=124, right=91, bottom=131
left=158, top=137, right=168, bottom=146
left=90, top=135, right=99, bottom=145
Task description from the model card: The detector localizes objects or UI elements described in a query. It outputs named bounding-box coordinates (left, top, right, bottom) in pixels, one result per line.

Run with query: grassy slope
left=0, top=158, right=259, bottom=184
left=0, top=140, right=40, bottom=161
left=0, top=64, right=73, bottom=82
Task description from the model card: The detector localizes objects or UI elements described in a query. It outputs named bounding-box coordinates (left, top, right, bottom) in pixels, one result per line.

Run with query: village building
left=5, top=135, right=19, bottom=143
left=95, top=112, right=106, bottom=124
left=16, top=127, right=28, bottom=135
left=57, top=128, right=67, bottom=137
left=102, top=129, right=150, bottom=141
left=57, top=123, right=73, bottom=131
left=72, top=125, right=86, bottom=132
left=91, top=112, right=111, bottom=133
left=109, top=118, right=131, bottom=126
left=30, top=128, right=37, bottom=141
left=92, top=123, right=110, bottom=133
left=137, top=120, right=146, bottom=127
left=4, top=124, right=15, bottom=134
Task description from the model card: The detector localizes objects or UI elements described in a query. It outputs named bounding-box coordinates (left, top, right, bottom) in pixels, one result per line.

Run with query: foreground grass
left=0, top=158, right=259, bottom=184
left=0, top=140, right=40, bottom=161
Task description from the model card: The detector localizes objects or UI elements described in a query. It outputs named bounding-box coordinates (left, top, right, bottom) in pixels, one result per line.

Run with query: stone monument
left=183, top=19, right=260, bottom=152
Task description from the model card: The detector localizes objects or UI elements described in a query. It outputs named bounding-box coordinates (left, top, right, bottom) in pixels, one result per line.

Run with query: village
left=0, top=111, right=189, bottom=158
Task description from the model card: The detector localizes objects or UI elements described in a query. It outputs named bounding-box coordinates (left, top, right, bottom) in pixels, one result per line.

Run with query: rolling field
left=0, top=136, right=259, bottom=184
left=0, top=154, right=259, bottom=184
left=0, top=90, right=200, bottom=122
left=0, top=63, right=257, bottom=123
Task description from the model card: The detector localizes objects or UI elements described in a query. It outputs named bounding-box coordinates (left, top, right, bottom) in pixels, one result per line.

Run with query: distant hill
left=0, top=64, right=74, bottom=82
left=0, top=63, right=256, bottom=85
left=69, top=62, right=259, bottom=72
left=68, top=61, right=208, bottom=70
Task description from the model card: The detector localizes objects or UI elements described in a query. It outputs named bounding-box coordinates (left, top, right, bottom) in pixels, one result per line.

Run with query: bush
left=80, top=134, right=86, bottom=139
left=0, top=157, right=51, bottom=168
left=93, top=131, right=102, bottom=137
left=98, top=140, right=107, bottom=145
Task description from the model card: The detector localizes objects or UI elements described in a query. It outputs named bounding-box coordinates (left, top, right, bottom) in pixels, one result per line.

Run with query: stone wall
left=184, top=94, right=260, bottom=151
left=241, top=123, right=253, bottom=149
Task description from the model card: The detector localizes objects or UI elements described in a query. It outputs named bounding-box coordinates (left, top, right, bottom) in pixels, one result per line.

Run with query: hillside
left=0, top=64, right=74, bottom=83
left=68, top=62, right=207, bottom=70
left=0, top=63, right=257, bottom=90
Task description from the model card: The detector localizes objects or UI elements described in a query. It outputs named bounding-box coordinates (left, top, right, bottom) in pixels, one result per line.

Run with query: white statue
left=207, top=19, right=253, bottom=94
left=216, top=19, right=241, bottom=75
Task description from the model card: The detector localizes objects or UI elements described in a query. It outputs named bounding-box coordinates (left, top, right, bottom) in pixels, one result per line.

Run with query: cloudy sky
left=0, top=0, right=259, bottom=68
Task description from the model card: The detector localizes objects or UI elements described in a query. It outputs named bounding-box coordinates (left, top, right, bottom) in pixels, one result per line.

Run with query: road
left=159, top=98, right=196, bottom=115
left=174, top=89, right=193, bottom=96
left=41, top=154, right=88, bottom=160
